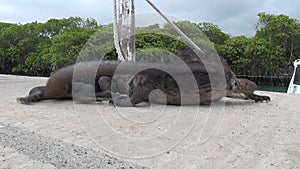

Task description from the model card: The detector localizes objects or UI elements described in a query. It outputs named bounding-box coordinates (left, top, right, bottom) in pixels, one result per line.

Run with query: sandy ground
left=0, top=74, right=299, bottom=169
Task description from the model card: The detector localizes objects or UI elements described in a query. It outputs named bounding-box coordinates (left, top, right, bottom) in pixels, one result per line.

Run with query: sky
left=0, top=0, right=299, bottom=37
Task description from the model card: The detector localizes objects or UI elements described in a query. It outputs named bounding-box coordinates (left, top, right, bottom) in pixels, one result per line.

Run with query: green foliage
left=218, top=36, right=284, bottom=76
left=255, top=12, right=300, bottom=64
left=79, top=24, right=117, bottom=61
left=244, top=37, right=285, bottom=75
left=197, top=22, right=230, bottom=45
left=0, top=13, right=299, bottom=79
left=0, top=22, right=46, bottom=74
left=0, top=17, right=99, bottom=76
left=216, top=13, right=299, bottom=76
left=48, top=28, right=96, bottom=71
left=163, top=21, right=215, bottom=52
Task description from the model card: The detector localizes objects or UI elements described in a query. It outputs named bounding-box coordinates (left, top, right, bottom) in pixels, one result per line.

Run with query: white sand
left=0, top=74, right=299, bottom=168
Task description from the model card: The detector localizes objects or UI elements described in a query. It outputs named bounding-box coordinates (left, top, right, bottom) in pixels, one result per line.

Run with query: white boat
left=287, top=59, right=300, bottom=94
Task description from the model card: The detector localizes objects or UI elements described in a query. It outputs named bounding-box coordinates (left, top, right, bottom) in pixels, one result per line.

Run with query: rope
left=114, top=0, right=204, bottom=60
left=113, top=0, right=125, bottom=61
left=145, top=0, right=204, bottom=55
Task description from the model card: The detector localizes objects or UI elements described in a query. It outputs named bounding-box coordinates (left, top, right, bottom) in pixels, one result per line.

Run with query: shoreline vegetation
left=0, top=13, right=299, bottom=90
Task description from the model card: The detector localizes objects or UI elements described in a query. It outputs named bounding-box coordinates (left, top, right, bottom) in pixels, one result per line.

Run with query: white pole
left=113, top=0, right=136, bottom=61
